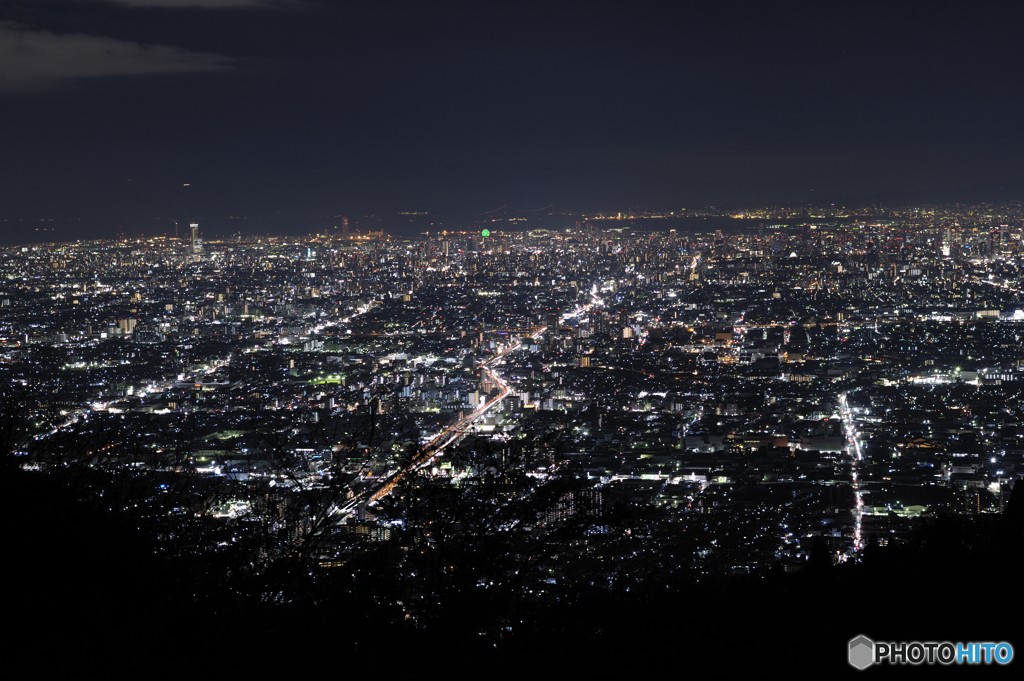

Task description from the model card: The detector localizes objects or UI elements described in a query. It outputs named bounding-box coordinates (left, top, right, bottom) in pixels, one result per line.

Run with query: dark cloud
left=0, top=21, right=234, bottom=92
left=73, top=0, right=297, bottom=7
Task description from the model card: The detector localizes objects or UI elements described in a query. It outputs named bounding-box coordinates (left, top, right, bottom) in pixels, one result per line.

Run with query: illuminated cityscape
left=3, top=0, right=1022, bottom=673
left=5, top=204, right=1023, bottom=666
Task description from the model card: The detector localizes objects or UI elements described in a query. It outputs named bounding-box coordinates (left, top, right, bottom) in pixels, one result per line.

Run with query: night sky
left=2, top=0, right=1023, bottom=240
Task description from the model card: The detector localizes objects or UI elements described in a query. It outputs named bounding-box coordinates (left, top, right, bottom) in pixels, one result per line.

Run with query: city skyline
left=4, top=218, right=1021, bottom=670
left=3, top=1, right=1022, bottom=671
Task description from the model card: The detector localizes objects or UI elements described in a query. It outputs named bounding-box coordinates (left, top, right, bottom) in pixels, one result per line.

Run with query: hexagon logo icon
left=849, top=635, right=874, bottom=670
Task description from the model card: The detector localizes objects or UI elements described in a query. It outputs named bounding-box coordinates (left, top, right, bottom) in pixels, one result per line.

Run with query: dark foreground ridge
left=7, top=458, right=1019, bottom=676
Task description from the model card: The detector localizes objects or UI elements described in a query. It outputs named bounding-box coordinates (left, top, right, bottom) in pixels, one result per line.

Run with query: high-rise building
left=190, top=223, right=203, bottom=255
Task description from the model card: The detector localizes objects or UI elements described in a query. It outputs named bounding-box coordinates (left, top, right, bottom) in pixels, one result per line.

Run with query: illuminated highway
left=360, top=326, right=545, bottom=508
left=839, top=392, right=865, bottom=552
left=354, top=292, right=603, bottom=512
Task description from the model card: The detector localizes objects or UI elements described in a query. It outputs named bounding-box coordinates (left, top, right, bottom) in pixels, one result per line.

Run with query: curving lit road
left=364, top=326, right=545, bottom=506
left=344, top=293, right=601, bottom=515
